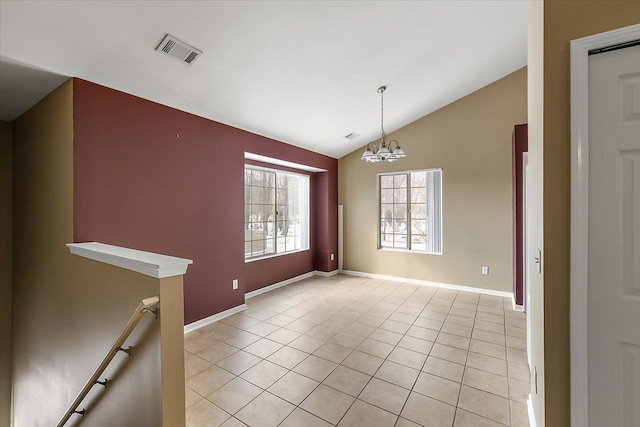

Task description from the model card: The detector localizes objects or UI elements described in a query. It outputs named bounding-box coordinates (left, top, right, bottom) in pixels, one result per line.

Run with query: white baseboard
left=184, top=303, right=247, bottom=334
left=314, top=269, right=339, bottom=277
left=246, top=271, right=316, bottom=299
left=527, top=395, right=536, bottom=427
left=513, top=303, right=525, bottom=312
left=341, top=269, right=513, bottom=299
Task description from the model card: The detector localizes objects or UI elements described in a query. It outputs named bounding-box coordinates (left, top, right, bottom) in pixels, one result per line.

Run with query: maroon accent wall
left=73, top=79, right=338, bottom=324
left=512, top=124, right=528, bottom=307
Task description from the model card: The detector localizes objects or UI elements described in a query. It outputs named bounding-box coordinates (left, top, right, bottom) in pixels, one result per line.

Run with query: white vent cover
left=155, top=34, right=202, bottom=65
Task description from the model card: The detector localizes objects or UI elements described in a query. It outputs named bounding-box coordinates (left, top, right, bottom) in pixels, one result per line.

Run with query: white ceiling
left=0, top=1, right=527, bottom=159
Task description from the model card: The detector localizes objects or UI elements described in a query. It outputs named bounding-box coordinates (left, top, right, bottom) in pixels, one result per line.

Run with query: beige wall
left=534, top=1, right=640, bottom=426
left=0, top=120, right=13, bottom=427
left=11, top=80, right=163, bottom=426
left=339, top=67, right=527, bottom=293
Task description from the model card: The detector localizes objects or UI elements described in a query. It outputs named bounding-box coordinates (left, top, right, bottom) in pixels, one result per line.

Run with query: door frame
left=569, top=23, right=640, bottom=427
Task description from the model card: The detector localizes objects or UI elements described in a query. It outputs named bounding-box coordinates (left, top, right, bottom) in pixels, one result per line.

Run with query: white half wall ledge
left=67, top=242, right=193, bottom=279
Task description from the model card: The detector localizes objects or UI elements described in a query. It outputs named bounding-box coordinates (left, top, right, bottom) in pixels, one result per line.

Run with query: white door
left=588, top=44, right=640, bottom=427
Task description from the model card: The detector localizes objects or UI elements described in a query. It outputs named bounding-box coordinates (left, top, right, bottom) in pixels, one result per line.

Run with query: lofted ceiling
left=0, top=1, right=527, bottom=159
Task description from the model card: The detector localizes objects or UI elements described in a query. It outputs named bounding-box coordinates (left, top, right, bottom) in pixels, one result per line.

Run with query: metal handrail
left=56, top=296, right=160, bottom=427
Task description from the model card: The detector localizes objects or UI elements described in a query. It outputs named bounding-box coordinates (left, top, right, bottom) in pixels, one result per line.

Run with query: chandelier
left=361, top=86, right=406, bottom=163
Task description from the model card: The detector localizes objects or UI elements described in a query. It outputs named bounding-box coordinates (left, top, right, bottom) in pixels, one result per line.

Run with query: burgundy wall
left=512, top=124, right=528, bottom=307
left=73, top=79, right=338, bottom=324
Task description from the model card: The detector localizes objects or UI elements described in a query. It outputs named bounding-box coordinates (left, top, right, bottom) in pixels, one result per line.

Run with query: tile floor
left=185, top=275, right=530, bottom=427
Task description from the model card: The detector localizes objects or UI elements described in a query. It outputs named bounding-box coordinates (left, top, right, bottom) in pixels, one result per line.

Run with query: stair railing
left=56, top=295, right=160, bottom=427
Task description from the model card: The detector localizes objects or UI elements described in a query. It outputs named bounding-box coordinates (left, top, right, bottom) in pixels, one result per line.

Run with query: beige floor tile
left=506, top=325, right=526, bottom=339
left=506, top=335, right=527, bottom=351
left=289, top=334, right=326, bottom=353
left=186, top=399, right=230, bottom=427
left=430, top=343, right=468, bottom=365
left=285, top=318, right=316, bottom=334
left=185, top=351, right=213, bottom=379
left=441, top=323, right=473, bottom=338
left=195, top=341, right=239, bottom=364
left=313, top=342, right=354, bottom=364
left=293, top=354, right=338, bottom=381
left=300, top=384, right=355, bottom=425
left=380, top=319, right=411, bottom=334
left=452, top=301, right=478, bottom=312
left=337, top=399, right=398, bottom=427
left=395, top=417, right=422, bottom=427
left=445, top=314, right=475, bottom=328
left=387, top=347, right=427, bottom=370
left=264, top=313, right=297, bottom=327
left=413, top=372, right=461, bottom=405
left=436, top=332, right=470, bottom=350
left=458, top=385, right=510, bottom=425
left=220, top=313, right=260, bottom=330
left=453, top=409, right=505, bottom=427
left=397, top=336, right=434, bottom=354
left=307, top=324, right=341, bottom=341
left=242, top=338, right=283, bottom=359
left=462, top=367, right=509, bottom=398
left=414, top=316, right=444, bottom=330
left=356, top=338, right=394, bottom=358
left=265, top=327, right=301, bottom=345
left=246, top=321, right=281, bottom=337
left=221, top=330, right=262, bottom=349
left=267, top=346, right=308, bottom=369
left=235, top=391, right=295, bottom=427
left=448, top=307, right=476, bottom=319
left=423, top=356, right=465, bottom=383
left=185, top=331, right=219, bottom=354
left=472, top=329, right=506, bottom=346
left=375, top=360, right=420, bottom=389
left=220, top=417, right=247, bottom=427
left=389, top=311, right=418, bottom=324
left=509, top=378, right=531, bottom=402
left=279, top=408, right=333, bottom=427
left=369, top=328, right=403, bottom=346
left=474, top=320, right=506, bottom=334
left=507, top=347, right=528, bottom=364
left=406, top=325, right=439, bottom=341
left=243, top=308, right=278, bottom=321
left=469, top=339, right=506, bottom=360
left=400, top=392, right=456, bottom=427
left=475, top=312, right=504, bottom=325
left=511, top=399, right=530, bottom=427
left=477, top=305, right=504, bottom=316
left=186, top=365, right=236, bottom=396
left=359, top=377, right=409, bottom=415
left=341, top=350, right=384, bottom=375
left=268, top=371, right=319, bottom=405
left=185, top=386, right=202, bottom=408
left=216, top=350, right=262, bottom=375
left=240, top=360, right=288, bottom=389
left=342, top=321, right=377, bottom=338
left=330, top=331, right=366, bottom=349
left=357, top=315, right=385, bottom=328
left=322, top=365, right=371, bottom=397
left=508, top=361, right=530, bottom=383
left=396, top=305, right=423, bottom=316
left=206, top=377, right=262, bottom=414
left=466, top=352, right=508, bottom=377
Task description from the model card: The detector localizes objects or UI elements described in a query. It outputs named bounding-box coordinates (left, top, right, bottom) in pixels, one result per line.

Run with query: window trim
left=244, top=164, right=310, bottom=262
left=377, top=168, right=443, bottom=255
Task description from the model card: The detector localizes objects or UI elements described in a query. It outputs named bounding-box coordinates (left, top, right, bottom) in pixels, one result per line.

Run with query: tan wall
left=0, top=120, right=13, bottom=427
left=339, top=67, right=527, bottom=293
left=538, top=2, right=640, bottom=426
left=12, top=80, right=163, bottom=426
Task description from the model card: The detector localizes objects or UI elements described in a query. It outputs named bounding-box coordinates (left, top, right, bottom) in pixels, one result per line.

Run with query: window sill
left=378, top=247, right=442, bottom=256
left=245, top=248, right=310, bottom=263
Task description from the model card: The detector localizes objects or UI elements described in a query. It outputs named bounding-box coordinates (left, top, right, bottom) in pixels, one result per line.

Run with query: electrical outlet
left=482, top=266, right=489, bottom=275
left=232, top=279, right=238, bottom=290
left=330, top=253, right=335, bottom=261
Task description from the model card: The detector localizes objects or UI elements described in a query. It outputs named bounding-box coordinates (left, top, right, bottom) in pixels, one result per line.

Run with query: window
left=244, top=166, right=310, bottom=260
left=379, top=169, right=442, bottom=254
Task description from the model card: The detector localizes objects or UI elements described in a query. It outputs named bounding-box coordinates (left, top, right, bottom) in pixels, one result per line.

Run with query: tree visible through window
left=379, top=169, right=442, bottom=254
left=244, top=166, right=310, bottom=260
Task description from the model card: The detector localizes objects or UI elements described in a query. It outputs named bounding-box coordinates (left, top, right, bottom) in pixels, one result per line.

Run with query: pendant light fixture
left=361, top=86, right=406, bottom=163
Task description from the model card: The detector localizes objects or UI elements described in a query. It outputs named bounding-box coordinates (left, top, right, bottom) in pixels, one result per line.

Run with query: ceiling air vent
left=344, top=132, right=360, bottom=140
left=155, top=34, right=202, bottom=65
